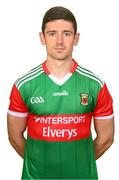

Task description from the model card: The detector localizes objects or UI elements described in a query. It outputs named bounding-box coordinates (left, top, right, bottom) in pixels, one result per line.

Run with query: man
left=7, top=6, right=114, bottom=179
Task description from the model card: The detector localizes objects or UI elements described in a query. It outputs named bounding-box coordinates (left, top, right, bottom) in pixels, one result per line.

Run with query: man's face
left=40, top=19, right=79, bottom=61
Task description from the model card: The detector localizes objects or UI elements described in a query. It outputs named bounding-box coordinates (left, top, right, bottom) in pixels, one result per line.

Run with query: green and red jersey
left=8, top=60, right=113, bottom=179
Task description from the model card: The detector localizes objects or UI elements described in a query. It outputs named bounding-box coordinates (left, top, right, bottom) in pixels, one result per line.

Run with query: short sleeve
left=93, top=83, right=114, bottom=120
left=8, top=84, right=28, bottom=117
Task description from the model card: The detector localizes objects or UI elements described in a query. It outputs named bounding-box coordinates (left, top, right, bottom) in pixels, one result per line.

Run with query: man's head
left=42, top=6, right=77, bottom=34
left=40, top=6, right=79, bottom=61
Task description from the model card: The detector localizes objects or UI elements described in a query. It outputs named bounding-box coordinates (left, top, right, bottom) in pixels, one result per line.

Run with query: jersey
left=8, top=60, right=113, bottom=179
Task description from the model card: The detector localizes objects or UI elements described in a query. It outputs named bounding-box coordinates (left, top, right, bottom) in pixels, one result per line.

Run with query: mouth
left=54, top=47, right=65, bottom=52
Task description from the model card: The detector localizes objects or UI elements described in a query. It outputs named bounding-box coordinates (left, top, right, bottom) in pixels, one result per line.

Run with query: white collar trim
left=48, top=73, right=72, bottom=86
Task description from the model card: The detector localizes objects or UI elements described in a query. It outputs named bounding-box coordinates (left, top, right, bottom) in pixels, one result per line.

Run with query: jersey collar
left=42, top=59, right=78, bottom=75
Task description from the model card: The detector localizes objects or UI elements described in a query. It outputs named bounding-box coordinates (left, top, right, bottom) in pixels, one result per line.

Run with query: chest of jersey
left=21, top=72, right=97, bottom=142
left=25, top=72, right=94, bottom=115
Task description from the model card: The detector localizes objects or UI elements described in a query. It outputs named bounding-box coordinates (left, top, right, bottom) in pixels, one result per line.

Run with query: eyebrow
left=46, top=30, right=57, bottom=34
left=63, top=30, right=74, bottom=34
left=46, top=30, right=74, bottom=34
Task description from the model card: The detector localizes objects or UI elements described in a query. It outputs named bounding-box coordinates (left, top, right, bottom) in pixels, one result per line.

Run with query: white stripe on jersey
left=8, top=110, right=28, bottom=117
left=77, top=65, right=104, bottom=86
left=76, top=69, right=104, bottom=87
left=94, top=114, right=114, bottom=120
left=16, top=65, right=43, bottom=88
left=17, top=70, right=44, bottom=90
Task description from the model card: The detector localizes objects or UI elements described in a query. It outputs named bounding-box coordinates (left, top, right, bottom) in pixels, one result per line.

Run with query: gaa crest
left=80, top=93, right=89, bottom=106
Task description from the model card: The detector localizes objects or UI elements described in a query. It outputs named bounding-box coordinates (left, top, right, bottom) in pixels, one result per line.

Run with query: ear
left=39, top=32, right=46, bottom=45
left=74, top=33, right=80, bottom=46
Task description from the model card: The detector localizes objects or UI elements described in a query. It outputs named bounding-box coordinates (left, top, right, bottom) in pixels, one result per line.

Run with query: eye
left=47, top=32, right=56, bottom=37
left=64, top=32, right=73, bottom=37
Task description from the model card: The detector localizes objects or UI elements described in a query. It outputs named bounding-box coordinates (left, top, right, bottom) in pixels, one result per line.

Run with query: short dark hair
left=42, top=6, right=77, bottom=34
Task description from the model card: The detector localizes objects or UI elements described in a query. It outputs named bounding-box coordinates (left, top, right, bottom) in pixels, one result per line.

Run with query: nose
left=56, top=33, right=63, bottom=44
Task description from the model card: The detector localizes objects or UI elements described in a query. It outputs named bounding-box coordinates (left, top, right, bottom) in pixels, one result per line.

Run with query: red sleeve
left=93, top=83, right=114, bottom=119
left=8, top=84, right=28, bottom=114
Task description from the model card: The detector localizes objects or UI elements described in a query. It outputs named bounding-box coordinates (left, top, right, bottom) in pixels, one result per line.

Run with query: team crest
left=80, top=93, right=89, bottom=106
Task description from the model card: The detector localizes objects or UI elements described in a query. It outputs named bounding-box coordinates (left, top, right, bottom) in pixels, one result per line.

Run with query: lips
left=54, top=47, right=65, bottom=51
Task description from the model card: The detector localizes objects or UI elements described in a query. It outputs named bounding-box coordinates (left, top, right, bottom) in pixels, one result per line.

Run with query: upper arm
left=93, top=83, right=114, bottom=140
left=94, top=118, right=114, bottom=141
left=7, top=84, right=29, bottom=137
left=7, top=113, right=28, bottom=138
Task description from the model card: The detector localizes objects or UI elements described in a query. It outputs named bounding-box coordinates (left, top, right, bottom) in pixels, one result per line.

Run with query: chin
left=54, top=55, right=69, bottom=61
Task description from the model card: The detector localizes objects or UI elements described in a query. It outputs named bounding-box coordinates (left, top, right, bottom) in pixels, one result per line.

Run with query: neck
left=46, top=58, right=74, bottom=78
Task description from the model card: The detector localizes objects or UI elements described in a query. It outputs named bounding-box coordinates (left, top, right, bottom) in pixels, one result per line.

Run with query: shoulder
left=76, top=64, right=104, bottom=88
left=15, top=63, right=44, bottom=90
